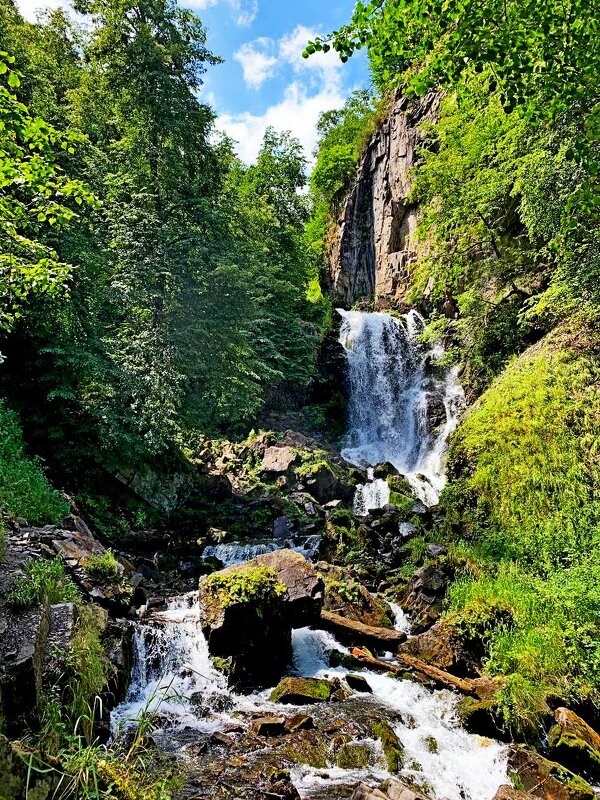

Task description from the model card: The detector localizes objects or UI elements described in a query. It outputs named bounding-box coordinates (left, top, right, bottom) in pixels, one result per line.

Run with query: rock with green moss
left=548, top=708, right=600, bottom=782
left=508, top=745, right=595, bottom=800
left=336, top=741, right=372, bottom=769
left=0, top=735, right=60, bottom=800
left=200, top=563, right=290, bottom=689
left=269, top=676, right=334, bottom=704
left=373, top=720, right=404, bottom=773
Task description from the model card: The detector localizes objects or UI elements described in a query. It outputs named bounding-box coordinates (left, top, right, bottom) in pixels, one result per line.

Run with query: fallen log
left=347, top=647, right=502, bottom=700
left=320, top=610, right=407, bottom=649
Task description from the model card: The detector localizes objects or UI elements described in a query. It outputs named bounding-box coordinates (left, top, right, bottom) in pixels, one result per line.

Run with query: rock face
left=327, top=91, right=440, bottom=306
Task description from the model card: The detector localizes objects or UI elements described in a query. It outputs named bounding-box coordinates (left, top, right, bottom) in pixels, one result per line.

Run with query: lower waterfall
left=338, top=309, right=464, bottom=508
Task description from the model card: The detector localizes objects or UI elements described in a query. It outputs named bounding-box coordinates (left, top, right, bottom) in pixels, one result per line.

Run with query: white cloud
left=279, top=24, right=341, bottom=76
left=234, top=38, right=277, bottom=89
left=230, top=0, right=257, bottom=27
left=217, top=74, right=345, bottom=166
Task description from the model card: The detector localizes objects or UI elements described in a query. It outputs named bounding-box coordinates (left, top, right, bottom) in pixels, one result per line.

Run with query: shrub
left=0, top=399, right=68, bottom=524
left=8, top=557, right=78, bottom=607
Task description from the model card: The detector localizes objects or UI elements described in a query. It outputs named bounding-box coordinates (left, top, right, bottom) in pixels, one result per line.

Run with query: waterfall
left=338, top=309, right=464, bottom=508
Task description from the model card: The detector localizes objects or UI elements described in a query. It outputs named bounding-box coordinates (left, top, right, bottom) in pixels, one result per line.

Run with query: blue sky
left=16, top=0, right=369, bottom=165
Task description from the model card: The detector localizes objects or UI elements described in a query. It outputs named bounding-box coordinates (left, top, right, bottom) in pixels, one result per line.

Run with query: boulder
left=284, top=714, right=314, bottom=732
left=269, top=677, right=334, bottom=704
left=548, top=708, right=600, bottom=781
left=351, top=784, right=390, bottom=800
left=373, top=462, right=400, bottom=479
left=345, top=674, right=372, bottom=693
left=261, top=446, right=298, bottom=476
left=386, top=780, right=433, bottom=800
left=199, top=563, right=291, bottom=689
left=507, top=745, right=595, bottom=800
left=373, top=720, right=404, bottom=772
left=253, top=549, right=324, bottom=627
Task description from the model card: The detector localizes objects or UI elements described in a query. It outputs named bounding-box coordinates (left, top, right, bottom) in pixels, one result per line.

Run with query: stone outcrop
left=327, top=91, right=440, bottom=306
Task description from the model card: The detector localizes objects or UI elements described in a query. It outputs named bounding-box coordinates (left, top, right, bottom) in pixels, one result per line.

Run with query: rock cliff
left=327, top=91, right=440, bottom=306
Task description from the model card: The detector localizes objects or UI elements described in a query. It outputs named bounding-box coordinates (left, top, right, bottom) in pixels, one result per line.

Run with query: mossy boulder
left=200, top=563, right=290, bottom=689
left=269, top=676, right=334, bottom=705
left=548, top=708, right=600, bottom=782
left=508, top=745, right=595, bottom=800
left=321, top=563, right=394, bottom=628
left=373, top=720, right=404, bottom=773
left=0, top=735, right=60, bottom=800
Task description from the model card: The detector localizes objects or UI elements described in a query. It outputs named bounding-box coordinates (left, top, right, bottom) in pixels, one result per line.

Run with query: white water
left=112, top=596, right=509, bottom=800
left=202, top=535, right=321, bottom=567
left=289, top=627, right=509, bottom=800
left=338, top=309, right=464, bottom=508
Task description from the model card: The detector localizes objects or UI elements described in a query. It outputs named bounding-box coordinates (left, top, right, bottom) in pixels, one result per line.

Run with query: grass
left=440, top=317, right=600, bottom=734
left=8, top=557, right=79, bottom=607
left=203, top=564, right=287, bottom=608
left=0, top=398, right=68, bottom=524
left=86, top=549, right=121, bottom=580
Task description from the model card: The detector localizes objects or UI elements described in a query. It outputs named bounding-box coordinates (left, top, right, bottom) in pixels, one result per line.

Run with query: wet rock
left=250, top=716, right=286, bottom=737
left=336, top=741, right=373, bottom=769
left=253, top=549, right=324, bottom=627
left=284, top=714, right=314, bottom=732
left=508, top=745, right=595, bottom=799
left=299, top=463, right=354, bottom=505
left=269, top=677, right=334, bottom=704
left=374, top=462, right=400, bottom=479
left=491, top=788, right=532, bottom=800
left=261, top=446, right=298, bottom=476
left=320, top=609, right=407, bottom=650
left=373, top=719, right=404, bottom=772
left=199, top=562, right=291, bottom=689
left=399, top=561, right=453, bottom=632
left=262, top=767, right=301, bottom=800
left=345, top=673, right=372, bottom=693
left=548, top=707, right=600, bottom=782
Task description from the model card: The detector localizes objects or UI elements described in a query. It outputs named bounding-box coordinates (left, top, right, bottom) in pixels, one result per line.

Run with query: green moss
left=203, top=565, right=286, bottom=609
left=8, top=557, right=79, bottom=608
left=373, top=720, right=404, bottom=772
left=269, top=677, right=333, bottom=704
left=336, top=742, right=372, bottom=769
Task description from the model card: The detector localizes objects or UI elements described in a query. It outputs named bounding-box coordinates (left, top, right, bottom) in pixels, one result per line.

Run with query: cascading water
left=338, top=309, right=464, bottom=509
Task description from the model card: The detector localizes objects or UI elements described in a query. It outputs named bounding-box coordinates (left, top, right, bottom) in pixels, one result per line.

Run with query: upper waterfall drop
left=338, top=308, right=464, bottom=507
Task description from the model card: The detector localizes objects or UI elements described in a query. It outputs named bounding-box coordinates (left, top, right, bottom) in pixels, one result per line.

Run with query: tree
left=0, top=52, right=95, bottom=338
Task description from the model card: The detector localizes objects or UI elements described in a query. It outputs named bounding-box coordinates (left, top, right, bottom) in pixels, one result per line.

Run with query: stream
left=110, top=310, right=508, bottom=799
